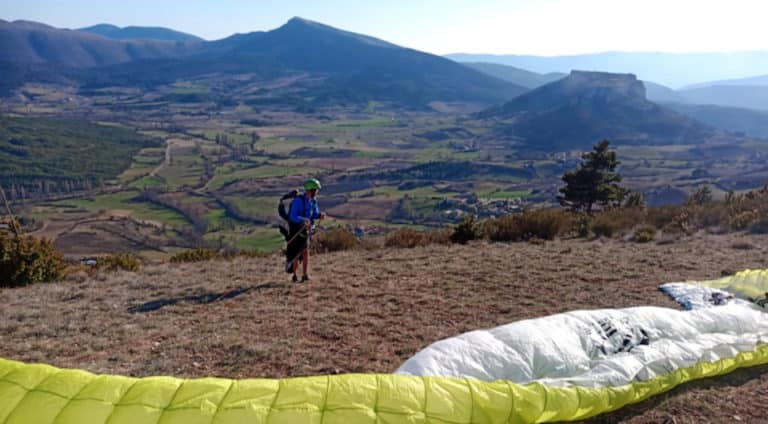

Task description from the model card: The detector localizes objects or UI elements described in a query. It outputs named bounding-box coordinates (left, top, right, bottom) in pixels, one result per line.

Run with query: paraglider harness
left=278, top=190, right=316, bottom=273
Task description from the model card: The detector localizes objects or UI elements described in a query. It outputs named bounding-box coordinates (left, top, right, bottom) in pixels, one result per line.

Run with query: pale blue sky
left=3, top=0, right=766, bottom=55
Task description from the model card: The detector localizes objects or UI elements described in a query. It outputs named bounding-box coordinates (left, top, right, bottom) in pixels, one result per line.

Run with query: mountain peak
left=286, top=16, right=319, bottom=25
left=273, top=17, right=398, bottom=49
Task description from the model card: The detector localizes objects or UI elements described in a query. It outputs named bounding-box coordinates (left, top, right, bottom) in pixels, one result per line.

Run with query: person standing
left=286, top=178, right=325, bottom=282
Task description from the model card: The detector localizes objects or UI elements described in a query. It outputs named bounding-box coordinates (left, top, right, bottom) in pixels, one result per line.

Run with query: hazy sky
left=3, top=0, right=767, bottom=55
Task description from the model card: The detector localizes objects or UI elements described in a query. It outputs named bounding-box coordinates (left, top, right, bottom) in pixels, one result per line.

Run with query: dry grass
left=1, top=233, right=768, bottom=422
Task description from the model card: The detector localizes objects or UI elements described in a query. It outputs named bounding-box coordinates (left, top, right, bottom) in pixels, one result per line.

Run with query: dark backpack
left=277, top=189, right=299, bottom=240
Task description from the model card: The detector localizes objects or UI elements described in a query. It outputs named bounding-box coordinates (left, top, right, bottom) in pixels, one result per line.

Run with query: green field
left=52, top=191, right=190, bottom=227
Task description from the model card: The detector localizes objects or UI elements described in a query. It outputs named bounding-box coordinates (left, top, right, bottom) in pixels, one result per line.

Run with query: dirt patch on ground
left=1, top=233, right=768, bottom=422
left=51, top=217, right=172, bottom=257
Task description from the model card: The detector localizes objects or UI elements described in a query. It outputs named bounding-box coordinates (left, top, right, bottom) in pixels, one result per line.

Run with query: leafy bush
left=450, top=215, right=481, bottom=244
left=646, top=206, right=684, bottom=229
left=590, top=208, right=644, bottom=238
left=316, top=228, right=358, bottom=252
left=232, top=250, right=271, bottom=259
left=687, top=203, right=727, bottom=229
left=590, top=219, right=617, bottom=238
left=633, top=225, right=656, bottom=243
left=385, top=228, right=450, bottom=249
left=385, top=229, right=427, bottom=248
left=729, top=210, right=759, bottom=231
left=96, top=254, right=140, bottom=272
left=484, top=209, right=569, bottom=242
left=623, top=191, right=646, bottom=209
left=0, top=232, right=66, bottom=288
left=574, top=213, right=592, bottom=237
left=750, top=214, right=768, bottom=234
left=170, top=248, right=219, bottom=263
left=686, top=185, right=713, bottom=206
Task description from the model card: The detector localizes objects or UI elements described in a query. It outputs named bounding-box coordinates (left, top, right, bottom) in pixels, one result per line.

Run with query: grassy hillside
left=0, top=116, right=161, bottom=186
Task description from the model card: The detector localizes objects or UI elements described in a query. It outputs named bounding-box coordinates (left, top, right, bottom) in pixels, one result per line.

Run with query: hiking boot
left=292, top=274, right=298, bottom=283
left=301, top=274, right=311, bottom=282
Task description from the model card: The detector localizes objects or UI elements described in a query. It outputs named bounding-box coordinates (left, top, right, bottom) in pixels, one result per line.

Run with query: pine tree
left=558, top=140, right=627, bottom=213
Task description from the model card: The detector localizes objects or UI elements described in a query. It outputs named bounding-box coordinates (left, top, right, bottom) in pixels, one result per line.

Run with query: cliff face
left=483, top=71, right=718, bottom=150
left=486, top=70, right=649, bottom=116
left=563, top=71, right=647, bottom=104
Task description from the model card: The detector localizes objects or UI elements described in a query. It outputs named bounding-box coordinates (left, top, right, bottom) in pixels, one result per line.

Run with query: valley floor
left=1, top=233, right=768, bottom=422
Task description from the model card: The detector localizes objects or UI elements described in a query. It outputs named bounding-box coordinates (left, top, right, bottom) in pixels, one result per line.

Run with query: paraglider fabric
left=1, top=271, right=767, bottom=424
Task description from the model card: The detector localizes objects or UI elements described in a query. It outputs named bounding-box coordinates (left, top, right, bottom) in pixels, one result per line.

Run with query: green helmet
left=304, top=178, right=322, bottom=191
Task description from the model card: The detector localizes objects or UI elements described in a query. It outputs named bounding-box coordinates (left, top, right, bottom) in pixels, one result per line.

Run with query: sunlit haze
left=3, top=0, right=767, bottom=55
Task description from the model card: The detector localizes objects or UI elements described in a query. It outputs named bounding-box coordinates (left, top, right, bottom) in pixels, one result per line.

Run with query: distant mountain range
left=664, top=103, right=768, bottom=138
left=77, top=24, right=203, bottom=42
left=0, top=20, right=198, bottom=68
left=683, top=74, right=768, bottom=89
left=481, top=71, right=719, bottom=150
left=461, top=62, right=565, bottom=89
left=3, top=17, right=768, bottom=141
left=676, top=85, right=768, bottom=111
left=0, top=18, right=525, bottom=106
left=446, top=52, right=768, bottom=89
left=450, top=52, right=768, bottom=114
left=463, top=61, right=690, bottom=104
left=464, top=61, right=768, bottom=137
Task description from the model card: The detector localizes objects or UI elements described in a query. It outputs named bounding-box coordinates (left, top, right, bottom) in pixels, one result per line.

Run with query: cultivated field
left=6, top=80, right=768, bottom=258
left=1, top=233, right=767, bottom=423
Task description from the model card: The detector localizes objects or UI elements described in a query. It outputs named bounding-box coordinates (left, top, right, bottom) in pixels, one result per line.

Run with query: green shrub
left=97, top=254, right=140, bottom=272
left=633, top=225, right=656, bottom=243
left=574, top=213, right=592, bottom=237
left=384, top=228, right=450, bottom=249
left=591, top=208, right=645, bottom=238
left=450, top=215, right=481, bottom=244
left=686, top=185, right=714, bottom=206
left=385, top=229, right=428, bottom=248
left=0, top=232, right=66, bottom=288
left=170, top=248, right=219, bottom=263
left=484, top=209, right=569, bottom=242
left=729, top=210, right=759, bottom=230
left=233, top=250, right=270, bottom=259
left=590, top=219, right=617, bottom=237
left=316, top=228, right=358, bottom=252
left=646, top=206, right=683, bottom=229
left=623, top=191, right=646, bottom=209
left=750, top=213, right=768, bottom=234
left=688, top=203, right=727, bottom=229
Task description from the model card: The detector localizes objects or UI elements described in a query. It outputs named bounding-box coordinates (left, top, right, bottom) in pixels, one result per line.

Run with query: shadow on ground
left=127, top=282, right=282, bottom=313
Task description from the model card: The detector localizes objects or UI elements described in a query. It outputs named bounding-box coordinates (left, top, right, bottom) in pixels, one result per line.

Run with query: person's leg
left=288, top=222, right=302, bottom=281
left=302, top=249, right=310, bottom=279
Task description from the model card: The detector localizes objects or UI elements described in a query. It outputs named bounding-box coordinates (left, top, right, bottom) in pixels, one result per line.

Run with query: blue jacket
left=289, top=193, right=320, bottom=225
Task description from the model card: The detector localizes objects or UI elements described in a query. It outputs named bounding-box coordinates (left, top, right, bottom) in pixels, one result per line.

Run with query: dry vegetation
left=1, top=233, right=768, bottom=422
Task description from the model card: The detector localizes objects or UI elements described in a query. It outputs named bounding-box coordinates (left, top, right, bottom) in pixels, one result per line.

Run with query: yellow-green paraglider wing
left=3, top=347, right=768, bottom=424
left=698, top=269, right=768, bottom=299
